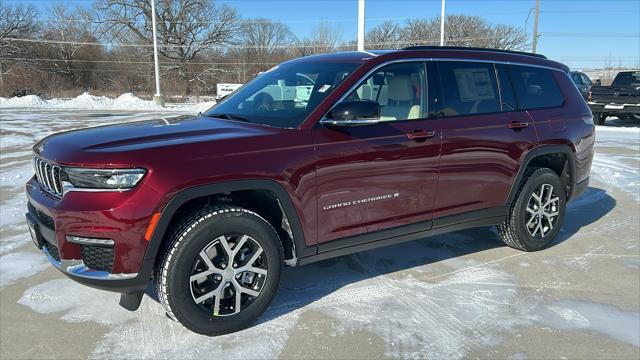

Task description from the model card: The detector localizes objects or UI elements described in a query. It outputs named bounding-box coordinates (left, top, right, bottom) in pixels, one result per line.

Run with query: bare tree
left=399, top=15, right=527, bottom=50
left=365, top=21, right=402, bottom=49
left=0, top=1, right=38, bottom=92
left=237, top=18, right=294, bottom=78
left=483, top=24, right=528, bottom=50
left=95, top=0, right=240, bottom=93
left=400, top=19, right=438, bottom=47
left=41, top=5, right=103, bottom=90
left=295, top=21, right=343, bottom=56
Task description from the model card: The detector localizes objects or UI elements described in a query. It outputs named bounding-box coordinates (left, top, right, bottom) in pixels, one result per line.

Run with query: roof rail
left=402, top=46, right=547, bottom=59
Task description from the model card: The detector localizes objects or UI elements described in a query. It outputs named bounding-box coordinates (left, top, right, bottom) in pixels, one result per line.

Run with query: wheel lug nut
left=221, top=263, right=226, bottom=269
left=215, top=275, right=222, bottom=280
left=233, top=263, right=238, bottom=268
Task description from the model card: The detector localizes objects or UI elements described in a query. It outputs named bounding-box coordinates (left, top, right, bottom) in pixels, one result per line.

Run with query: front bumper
left=25, top=175, right=161, bottom=294
left=26, top=209, right=154, bottom=294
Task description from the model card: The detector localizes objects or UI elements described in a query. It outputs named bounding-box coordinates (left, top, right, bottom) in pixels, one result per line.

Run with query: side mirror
left=320, top=100, right=381, bottom=127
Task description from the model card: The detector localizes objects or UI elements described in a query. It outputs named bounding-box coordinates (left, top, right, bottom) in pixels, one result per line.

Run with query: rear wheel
left=155, top=206, right=283, bottom=335
left=498, top=168, right=566, bottom=251
left=593, top=112, right=606, bottom=125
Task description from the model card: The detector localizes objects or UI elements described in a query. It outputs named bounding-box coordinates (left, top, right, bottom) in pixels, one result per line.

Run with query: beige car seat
left=380, top=75, right=421, bottom=121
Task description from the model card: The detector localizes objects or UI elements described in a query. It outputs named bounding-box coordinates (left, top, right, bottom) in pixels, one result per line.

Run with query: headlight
left=62, top=168, right=146, bottom=190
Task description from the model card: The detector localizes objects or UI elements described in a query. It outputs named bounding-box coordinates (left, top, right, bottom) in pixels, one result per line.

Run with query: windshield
left=205, top=62, right=361, bottom=128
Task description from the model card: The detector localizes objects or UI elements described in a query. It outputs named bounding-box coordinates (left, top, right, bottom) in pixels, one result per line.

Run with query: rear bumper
left=588, top=102, right=640, bottom=114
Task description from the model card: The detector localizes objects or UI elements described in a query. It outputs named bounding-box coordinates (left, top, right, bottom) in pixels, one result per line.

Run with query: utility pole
left=151, top=0, right=164, bottom=106
left=532, top=0, right=540, bottom=53
left=357, top=0, right=365, bottom=51
left=440, top=0, right=446, bottom=46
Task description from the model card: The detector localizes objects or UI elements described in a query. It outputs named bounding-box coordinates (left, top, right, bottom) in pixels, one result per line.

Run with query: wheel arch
left=143, top=179, right=310, bottom=271
left=506, top=145, right=577, bottom=204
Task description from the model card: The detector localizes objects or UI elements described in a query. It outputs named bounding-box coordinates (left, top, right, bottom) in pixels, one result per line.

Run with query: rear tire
left=594, top=112, right=606, bottom=125
left=497, top=168, right=567, bottom=252
left=155, top=205, right=283, bottom=336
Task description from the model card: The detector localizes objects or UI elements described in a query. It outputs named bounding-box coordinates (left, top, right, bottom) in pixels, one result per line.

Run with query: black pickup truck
left=589, top=71, right=640, bottom=125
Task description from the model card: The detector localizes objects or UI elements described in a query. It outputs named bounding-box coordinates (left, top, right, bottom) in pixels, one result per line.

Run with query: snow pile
left=0, top=92, right=214, bottom=112
left=0, top=95, right=46, bottom=108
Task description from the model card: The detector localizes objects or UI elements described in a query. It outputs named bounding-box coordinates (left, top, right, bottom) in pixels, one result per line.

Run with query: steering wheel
left=252, top=92, right=274, bottom=112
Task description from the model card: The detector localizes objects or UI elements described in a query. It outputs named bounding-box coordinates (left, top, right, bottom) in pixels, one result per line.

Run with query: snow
left=0, top=92, right=215, bottom=112
left=543, top=301, right=640, bottom=347
left=0, top=251, right=50, bottom=287
left=1, top=109, right=639, bottom=357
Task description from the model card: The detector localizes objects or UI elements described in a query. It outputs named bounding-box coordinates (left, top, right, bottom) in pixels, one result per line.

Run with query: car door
left=312, top=61, right=442, bottom=245
left=432, top=61, right=539, bottom=221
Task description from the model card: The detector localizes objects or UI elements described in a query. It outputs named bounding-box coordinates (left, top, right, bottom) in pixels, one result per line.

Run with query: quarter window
left=347, top=62, right=427, bottom=121
left=438, top=61, right=501, bottom=116
left=509, top=65, right=564, bottom=110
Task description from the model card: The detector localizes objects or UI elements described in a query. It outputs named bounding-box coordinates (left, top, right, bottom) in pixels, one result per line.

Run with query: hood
left=34, top=114, right=282, bottom=165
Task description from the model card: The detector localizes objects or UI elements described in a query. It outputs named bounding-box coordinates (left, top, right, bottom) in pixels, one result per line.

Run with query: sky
left=10, top=0, right=640, bottom=69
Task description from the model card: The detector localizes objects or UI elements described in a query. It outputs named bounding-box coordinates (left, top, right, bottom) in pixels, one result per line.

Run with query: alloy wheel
left=189, top=234, right=268, bottom=316
left=525, top=183, right=560, bottom=238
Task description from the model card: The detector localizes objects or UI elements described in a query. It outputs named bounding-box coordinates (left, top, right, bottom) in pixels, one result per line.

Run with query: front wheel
left=497, top=168, right=567, bottom=252
left=155, top=206, right=283, bottom=335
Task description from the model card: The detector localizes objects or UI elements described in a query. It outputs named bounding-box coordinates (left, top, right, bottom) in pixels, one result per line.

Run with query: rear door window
left=438, top=61, right=501, bottom=116
left=509, top=65, right=564, bottom=110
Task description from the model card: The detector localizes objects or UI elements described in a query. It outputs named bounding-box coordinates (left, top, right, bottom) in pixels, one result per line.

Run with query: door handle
left=507, top=121, right=529, bottom=129
left=406, top=130, right=436, bottom=140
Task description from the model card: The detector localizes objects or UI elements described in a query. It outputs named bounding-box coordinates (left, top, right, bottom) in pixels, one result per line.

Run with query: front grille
left=33, top=155, right=63, bottom=197
left=81, top=245, right=114, bottom=272
left=27, top=202, right=54, bottom=229
left=45, top=242, right=61, bottom=262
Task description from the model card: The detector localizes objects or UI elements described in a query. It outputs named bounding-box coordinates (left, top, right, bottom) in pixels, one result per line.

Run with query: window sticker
left=453, top=67, right=496, bottom=101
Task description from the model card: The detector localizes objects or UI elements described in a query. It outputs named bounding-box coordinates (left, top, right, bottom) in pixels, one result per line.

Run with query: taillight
left=587, top=90, right=592, bottom=102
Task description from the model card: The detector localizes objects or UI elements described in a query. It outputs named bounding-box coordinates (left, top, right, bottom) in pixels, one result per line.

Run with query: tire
left=497, top=168, right=567, bottom=252
left=593, top=112, right=606, bottom=125
left=155, top=205, right=283, bottom=336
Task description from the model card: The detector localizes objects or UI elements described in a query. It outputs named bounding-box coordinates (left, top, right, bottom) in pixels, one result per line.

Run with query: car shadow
left=257, top=186, right=615, bottom=324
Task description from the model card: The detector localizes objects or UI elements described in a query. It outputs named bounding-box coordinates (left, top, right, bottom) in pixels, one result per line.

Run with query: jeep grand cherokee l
left=25, top=46, right=595, bottom=335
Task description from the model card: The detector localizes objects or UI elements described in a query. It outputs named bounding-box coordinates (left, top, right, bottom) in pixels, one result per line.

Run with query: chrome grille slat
left=32, top=155, right=63, bottom=197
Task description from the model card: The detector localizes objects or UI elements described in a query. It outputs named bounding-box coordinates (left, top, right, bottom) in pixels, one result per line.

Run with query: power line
left=542, top=32, right=640, bottom=38
left=0, top=57, right=279, bottom=65
left=1, top=36, right=513, bottom=49
left=35, top=17, right=405, bottom=25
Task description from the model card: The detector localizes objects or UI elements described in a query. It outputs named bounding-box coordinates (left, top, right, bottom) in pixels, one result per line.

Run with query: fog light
left=66, top=235, right=114, bottom=246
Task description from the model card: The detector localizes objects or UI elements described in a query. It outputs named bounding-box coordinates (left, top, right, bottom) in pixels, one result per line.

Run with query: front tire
left=155, top=206, right=283, bottom=336
left=498, top=168, right=567, bottom=252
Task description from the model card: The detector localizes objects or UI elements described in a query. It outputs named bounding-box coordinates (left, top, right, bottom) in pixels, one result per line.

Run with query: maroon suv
left=25, top=46, right=595, bottom=335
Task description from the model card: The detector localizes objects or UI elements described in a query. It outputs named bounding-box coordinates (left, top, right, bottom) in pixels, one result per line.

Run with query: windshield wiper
left=205, top=113, right=250, bottom=123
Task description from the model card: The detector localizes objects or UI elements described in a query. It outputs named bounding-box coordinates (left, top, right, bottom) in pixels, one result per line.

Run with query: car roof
left=287, top=48, right=568, bottom=72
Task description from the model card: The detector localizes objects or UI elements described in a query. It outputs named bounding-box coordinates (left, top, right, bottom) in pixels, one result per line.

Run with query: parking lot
left=1, top=109, right=639, bottom=359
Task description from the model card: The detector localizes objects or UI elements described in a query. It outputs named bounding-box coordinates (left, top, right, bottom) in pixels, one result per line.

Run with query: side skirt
left=298, top=206, right=507, bottom=266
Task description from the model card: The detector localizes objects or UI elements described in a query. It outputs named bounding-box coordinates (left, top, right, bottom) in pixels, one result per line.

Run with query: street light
left=440, top=0, right=445, bottom=46
left=151, top=0, right=164, bottom=106
left=357, top=0, right=365, bottom=52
